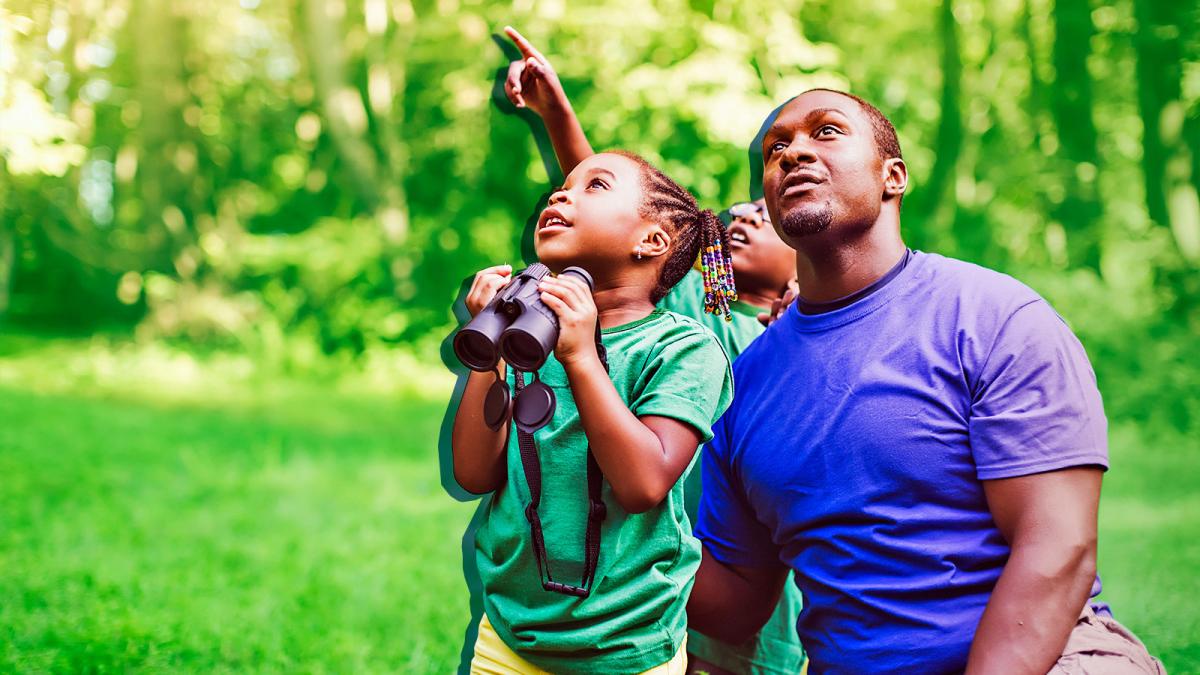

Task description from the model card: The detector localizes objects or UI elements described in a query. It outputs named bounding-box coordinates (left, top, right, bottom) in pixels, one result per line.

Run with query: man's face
left=760, top=91, right=887, bottom=247
left=726, top=199, right=795, bottom=294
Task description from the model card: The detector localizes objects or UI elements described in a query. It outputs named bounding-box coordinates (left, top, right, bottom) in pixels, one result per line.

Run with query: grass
left=1094, top=424, right=1200, bottom=671
left=0, top=337, right=1196, bottom=672
left=0, top=350, right=478, bottom=672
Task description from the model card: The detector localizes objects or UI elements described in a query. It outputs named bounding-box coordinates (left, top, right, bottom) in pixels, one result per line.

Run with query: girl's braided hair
left=611, top=150, right=737, bottom=319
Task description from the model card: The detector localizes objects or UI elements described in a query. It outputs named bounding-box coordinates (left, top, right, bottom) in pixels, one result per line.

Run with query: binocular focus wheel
left=484, top=379, right=512, bottom=431
left=514, top=379, right=556, bottom=433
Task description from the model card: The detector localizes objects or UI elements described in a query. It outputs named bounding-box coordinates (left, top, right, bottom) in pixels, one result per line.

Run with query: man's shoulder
left=914, top=252, right=1046, bottom=319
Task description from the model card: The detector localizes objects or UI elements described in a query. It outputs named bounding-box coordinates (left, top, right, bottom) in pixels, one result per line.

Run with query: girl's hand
left=465, top=265, right=513, bottom=317
left=758, top=279, right=799, bottom=327
left=503, top=26, right=566, bottom=117
left=538, top=274, right=598, bottom=367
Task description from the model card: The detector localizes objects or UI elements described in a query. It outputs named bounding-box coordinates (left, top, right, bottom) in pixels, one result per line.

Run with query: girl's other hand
left=465, top=265, right=513, bottom=317
left=538, top=274, right=598, bottom=367
left=503, top=26, right=565, bottom=117
left=758, top=279, right=799, bottom=327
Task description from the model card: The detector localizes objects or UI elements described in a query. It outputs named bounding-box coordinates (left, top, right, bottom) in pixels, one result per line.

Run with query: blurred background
left=1, top=0, right=1197, bottom=671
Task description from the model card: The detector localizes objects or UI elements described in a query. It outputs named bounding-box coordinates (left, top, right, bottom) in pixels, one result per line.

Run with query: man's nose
left=779, top=139, right=817, bottom=171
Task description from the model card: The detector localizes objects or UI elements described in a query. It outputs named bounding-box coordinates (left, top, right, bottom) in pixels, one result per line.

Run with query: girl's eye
left=588, top=178, right=608, bottom=189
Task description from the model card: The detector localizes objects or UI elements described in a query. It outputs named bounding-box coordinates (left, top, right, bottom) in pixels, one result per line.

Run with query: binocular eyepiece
left=454, top=263, right=594, bottom=372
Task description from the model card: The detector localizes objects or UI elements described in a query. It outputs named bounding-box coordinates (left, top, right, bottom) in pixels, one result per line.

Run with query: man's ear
left=639, top=227, right=671, bottom=258
left=883, top=157, right=908, bottom=202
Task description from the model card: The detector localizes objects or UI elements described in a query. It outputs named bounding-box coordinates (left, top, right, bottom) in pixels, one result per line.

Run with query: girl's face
left=534, top=153, right=648, bottom=274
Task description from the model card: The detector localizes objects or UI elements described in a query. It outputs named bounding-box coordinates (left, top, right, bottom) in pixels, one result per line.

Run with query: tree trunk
left=1019, top=0, right=1045, bottom=148
left=1133, top=0, right=1181, bottom=229
left=0, top=221, right=12, bottom=318
left=298, top=0, right=384, bottom=212
left=911, top=0, right=962, bottom=252
left=134, top=0, right=186, bottom=270
left=1050, top=0, right=1102, bottom=270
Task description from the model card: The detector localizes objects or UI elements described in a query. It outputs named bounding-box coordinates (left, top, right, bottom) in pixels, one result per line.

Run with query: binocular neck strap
left=513, top=324, right=608, bottom=598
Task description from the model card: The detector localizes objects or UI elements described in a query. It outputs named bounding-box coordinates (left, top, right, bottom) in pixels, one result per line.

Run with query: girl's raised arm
left=503, top=26, right=595, bottom=177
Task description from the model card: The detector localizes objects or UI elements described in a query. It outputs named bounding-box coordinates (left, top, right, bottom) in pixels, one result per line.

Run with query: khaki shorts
left=1050, top=605, right=1166, bottom=674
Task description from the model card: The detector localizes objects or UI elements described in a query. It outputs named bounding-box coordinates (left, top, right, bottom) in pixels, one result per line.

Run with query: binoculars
left=454, top=263, right=594, bottom=373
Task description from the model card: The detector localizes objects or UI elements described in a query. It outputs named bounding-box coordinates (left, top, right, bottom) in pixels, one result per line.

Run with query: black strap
left=513, top=323, right=609, bottom=598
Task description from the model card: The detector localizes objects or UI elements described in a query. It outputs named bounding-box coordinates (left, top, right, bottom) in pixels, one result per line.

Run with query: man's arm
left=503, top=26, right=594, bottom=176
left=965, top=466, right=1103, bottom=674
left=688, top=544, right=789, bottom=644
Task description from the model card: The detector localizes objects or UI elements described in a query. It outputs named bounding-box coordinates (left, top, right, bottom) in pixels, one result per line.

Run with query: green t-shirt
left=657, top=269, right=765, bottom=361
left=474, top=309, right=734, bottom=674
left=659, top=269, right=807, bottom=675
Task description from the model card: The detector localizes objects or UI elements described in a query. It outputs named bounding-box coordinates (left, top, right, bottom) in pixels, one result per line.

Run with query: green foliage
left=1, top=0, right=1198, bottom=358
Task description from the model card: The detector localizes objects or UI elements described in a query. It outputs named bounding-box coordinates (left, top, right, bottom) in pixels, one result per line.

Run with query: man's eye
left=767, top=141, right=788, bottom=157
left=817, top=125, right=841, bottom=137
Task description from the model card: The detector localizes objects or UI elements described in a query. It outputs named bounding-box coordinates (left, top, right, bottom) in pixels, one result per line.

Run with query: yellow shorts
left=470, top=613, right=688, bottom=674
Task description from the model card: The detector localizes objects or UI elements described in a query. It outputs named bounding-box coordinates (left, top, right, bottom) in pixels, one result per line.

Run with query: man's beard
left=779, top=203, right=833, bottom=238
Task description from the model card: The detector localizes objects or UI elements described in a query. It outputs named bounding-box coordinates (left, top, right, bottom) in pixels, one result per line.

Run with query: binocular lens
left=501, top=331, right=547, bottom=372
left=454, top=329, right=500, bottom=371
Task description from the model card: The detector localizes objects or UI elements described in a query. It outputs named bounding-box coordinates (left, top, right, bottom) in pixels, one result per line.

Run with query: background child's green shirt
left=659, top=269, right=807, bottom=675
left=474, top=309, right=733, bottom=674
left=658, top=269, right=765, bottom=360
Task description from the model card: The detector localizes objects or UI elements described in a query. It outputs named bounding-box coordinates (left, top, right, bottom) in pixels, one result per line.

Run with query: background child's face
left=534, top=153, right=647, bottom=273
left=728, top=198, right=796, bottom=294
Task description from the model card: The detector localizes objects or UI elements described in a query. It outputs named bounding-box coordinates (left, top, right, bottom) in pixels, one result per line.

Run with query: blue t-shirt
left=694, top=251, right=1109, bottom=675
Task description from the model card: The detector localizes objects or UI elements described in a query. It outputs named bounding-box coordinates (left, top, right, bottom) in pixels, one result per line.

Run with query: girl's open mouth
left=538, top=207, right=573, bottom=232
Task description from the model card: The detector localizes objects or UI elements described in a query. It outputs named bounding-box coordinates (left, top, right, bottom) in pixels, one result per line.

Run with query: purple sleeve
left=693, top=414, right=780, bottom=568
left=969, top=299, right=1109, bottom=480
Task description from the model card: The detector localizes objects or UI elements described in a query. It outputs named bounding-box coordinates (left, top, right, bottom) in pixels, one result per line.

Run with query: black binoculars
left=454, top=263, right=594, bottom=373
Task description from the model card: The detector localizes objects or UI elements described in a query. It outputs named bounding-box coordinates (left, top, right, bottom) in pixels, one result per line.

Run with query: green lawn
left=0, top=343, right=1196, bottom=672
left=0, top=377, right=478, bottom=672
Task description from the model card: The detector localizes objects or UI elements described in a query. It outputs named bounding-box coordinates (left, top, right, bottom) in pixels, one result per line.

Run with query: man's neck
left=792, top=214, right=906, bottom=304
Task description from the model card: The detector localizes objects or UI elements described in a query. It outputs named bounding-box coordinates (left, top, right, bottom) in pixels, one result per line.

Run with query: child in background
left=452, top=149, right=735, bottom=673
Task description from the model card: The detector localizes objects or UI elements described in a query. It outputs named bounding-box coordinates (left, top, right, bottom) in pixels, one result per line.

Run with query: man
left=686, top=89, right=1163, bottom=674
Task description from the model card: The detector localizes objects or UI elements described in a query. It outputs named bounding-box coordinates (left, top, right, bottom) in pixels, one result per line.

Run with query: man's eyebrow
left=763, top=107, right=854, bottom=144
left=803, top=107, right=852, bottom=124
